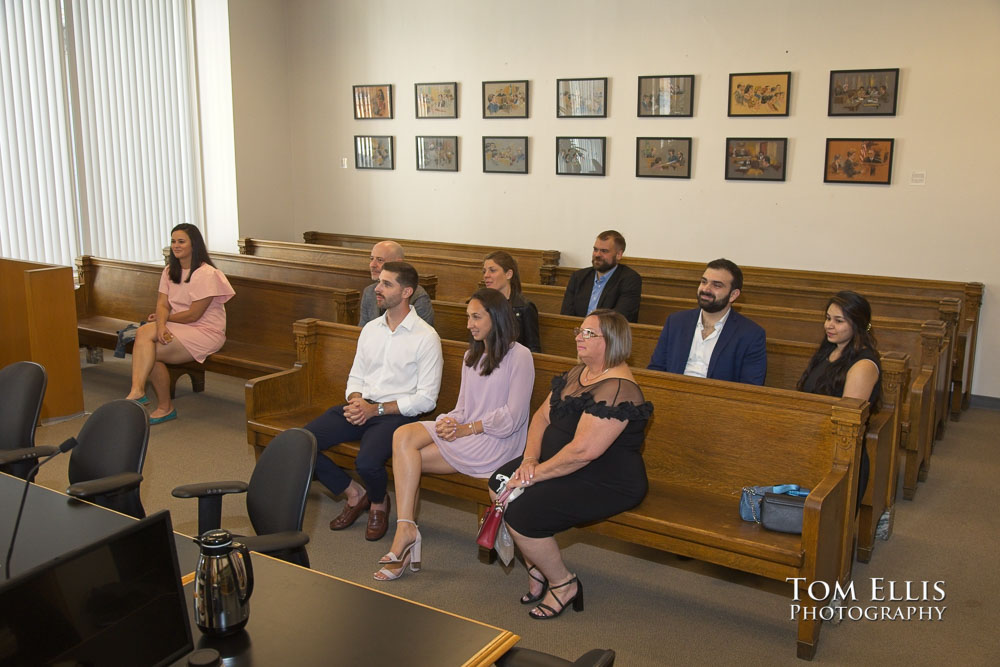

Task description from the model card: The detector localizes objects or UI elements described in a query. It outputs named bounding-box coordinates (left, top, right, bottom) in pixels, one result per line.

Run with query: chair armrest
left=172, top=481, right=248, bottom=499
left=67, top=472, right=143, bottom=499
left=0, top=446, right=57, bottom=466
left=238, top=531, right=310, bottom=555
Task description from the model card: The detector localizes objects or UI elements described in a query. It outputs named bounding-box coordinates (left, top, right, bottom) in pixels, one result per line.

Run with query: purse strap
left=771, top=484, right=810, bottom=497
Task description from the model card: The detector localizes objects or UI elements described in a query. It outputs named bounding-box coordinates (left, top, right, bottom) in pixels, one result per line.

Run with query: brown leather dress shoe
left=329, top=493, right=370, bottom=530
left=365, top=494, right=391, bottom=541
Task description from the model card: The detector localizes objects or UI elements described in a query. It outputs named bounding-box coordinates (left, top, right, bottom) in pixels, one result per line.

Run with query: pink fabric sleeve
left=480, top=345, right=535, bottom=438
left=158, top=267, right=170, bottom=295
left=187, top=265, right=235, bottom=303
left=436, top=358, right=468, bottom=423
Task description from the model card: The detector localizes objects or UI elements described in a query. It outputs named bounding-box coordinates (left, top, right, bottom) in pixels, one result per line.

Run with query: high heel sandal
left=528, top=575, right=583, bottom=620
left=521, top=565, right=548, bottom=605
left=373, top=519, right=421, bottom=581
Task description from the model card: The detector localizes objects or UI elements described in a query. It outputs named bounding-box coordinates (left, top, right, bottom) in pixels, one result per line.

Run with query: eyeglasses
left=573, top=327, right=604, bottom=339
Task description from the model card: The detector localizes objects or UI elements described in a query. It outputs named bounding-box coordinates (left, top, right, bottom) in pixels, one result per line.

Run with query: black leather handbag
left=760, top=492, right=806, bottom=534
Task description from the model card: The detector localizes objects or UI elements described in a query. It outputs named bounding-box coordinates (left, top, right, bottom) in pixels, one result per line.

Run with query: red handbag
left=476, top=486, right=514, bottom=549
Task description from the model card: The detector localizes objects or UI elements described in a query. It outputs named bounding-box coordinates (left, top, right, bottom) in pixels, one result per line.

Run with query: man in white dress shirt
left=305, top=261, right=443, bottom=541
left=646, top=258, right=766, bottom=385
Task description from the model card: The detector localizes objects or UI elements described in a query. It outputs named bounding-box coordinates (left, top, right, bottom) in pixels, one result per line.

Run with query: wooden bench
left=209, top=249, right=438, bottom=300
left=302, top=231, right=560, bottom=285
left=429, top=299, right=908, bottom=563
left=542, top=260, right=982, bottom=422
left=245, top=319, right=868, bottom=660
left=75, top=256, right=359, bottom=396
left=239, top=237, right=475, bottom=302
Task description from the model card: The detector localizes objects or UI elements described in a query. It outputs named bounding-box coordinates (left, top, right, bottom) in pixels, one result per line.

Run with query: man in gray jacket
left=359, top=240, right=434, bottom=326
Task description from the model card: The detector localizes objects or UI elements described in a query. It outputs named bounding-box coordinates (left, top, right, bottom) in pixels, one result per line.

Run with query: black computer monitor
left=0, top=510, right=194, bottom=666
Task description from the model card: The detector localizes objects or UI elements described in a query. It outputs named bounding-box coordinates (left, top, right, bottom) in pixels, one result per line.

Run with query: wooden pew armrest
left=802, top=467, right=848, bottom=587
left=245, top=364, right=309, bottom=420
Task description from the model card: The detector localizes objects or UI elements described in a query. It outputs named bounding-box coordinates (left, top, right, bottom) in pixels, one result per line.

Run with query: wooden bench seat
left=75, top=255, right=359, bottom=396
left=302, top=230, right=560, bottom=284
left=246, top=319, right=868, bottom=660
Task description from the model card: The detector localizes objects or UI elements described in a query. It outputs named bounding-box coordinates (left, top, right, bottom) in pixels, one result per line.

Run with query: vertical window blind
left=0, top=0, right=202, bottom=267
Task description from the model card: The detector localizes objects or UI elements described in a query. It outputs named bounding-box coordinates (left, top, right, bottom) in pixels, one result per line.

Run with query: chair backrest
left=246, top=428, right=317, bottom=537
left=0, top=361, right=47, bottom=453
left=68, top=399, right=149, bottom=487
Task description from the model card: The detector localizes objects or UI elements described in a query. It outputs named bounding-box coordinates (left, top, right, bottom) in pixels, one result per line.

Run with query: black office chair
left=0, top=361, right=48, bottom=480
left=172, top=428, right=317, bottom=567
left=496, top=648, right=616, bottom=667
left=65, top=399, right=150, bottom=518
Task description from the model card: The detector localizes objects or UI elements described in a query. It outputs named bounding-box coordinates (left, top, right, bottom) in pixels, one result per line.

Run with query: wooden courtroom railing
left=74, top=256, right=359, bottom=396
left=245, top=318, right=868, bottom=660
left=239, top=237, right=473, bottom=302
left=429, top=299, right=908, bottom=562
left=0, top=258, right=84, bottom=421
left=302, top=230, right=560, bottom=284
left=541, top=260, right=982, bottom=422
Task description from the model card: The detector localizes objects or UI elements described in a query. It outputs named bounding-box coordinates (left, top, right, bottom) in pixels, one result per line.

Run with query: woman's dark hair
left=483, top=251, right=522, bottom=299
left=465, top=288, right=518, bottom=376
left=168, top=223, right=215, bottom=283
left=797, top=291, right=881, bottom=412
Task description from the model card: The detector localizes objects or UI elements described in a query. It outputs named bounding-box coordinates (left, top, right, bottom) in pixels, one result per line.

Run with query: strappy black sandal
left=521, top=565, right=548, bottom=605
left=528, top=575, right=584, bottom=620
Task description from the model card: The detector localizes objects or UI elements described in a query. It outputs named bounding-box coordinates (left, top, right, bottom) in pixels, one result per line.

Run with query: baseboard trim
left=970, top=395, right=1000, bottom=411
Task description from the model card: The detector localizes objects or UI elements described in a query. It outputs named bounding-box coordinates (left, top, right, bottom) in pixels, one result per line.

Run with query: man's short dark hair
left=706, top=258, right=743, bottom=291
left=597, top=230, right=626, bottom=254
left=381, top=261, right=419, bottom=295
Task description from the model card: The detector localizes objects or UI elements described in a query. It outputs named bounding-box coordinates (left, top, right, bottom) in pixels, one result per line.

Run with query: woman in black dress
left=482, top=251, right=541, bottom=353
left=489, top=309, right=651, bottom=619
left=797, top=291, right=881, bottom=507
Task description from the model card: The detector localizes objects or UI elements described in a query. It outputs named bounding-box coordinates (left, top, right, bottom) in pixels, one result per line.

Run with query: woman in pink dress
left=126, top=224, right=235, bottom=424
left=374, top=288, right=535, bottom=581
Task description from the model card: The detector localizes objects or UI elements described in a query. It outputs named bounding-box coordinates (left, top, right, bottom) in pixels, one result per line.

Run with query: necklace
left=583, top=366, right=610, bottom=383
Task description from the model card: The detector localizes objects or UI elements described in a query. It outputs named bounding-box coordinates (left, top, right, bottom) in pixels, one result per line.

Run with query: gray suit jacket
left=359, top=283, right=435, bottom=326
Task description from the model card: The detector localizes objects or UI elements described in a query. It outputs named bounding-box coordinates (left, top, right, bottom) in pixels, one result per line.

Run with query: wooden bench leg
left=949, top=378, right=963, bottom=422
left=85, top=346, right=104, bottom=364
left=167, top=365, right=205, bottom=399
left=796, top=611, right=820, bottom=661
left=478, top=546, right=497, bottom=565
left=902, top=449, right=919, bottom=500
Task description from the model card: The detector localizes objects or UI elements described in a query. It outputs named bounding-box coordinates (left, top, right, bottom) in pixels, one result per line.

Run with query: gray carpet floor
left=30, top=354, right=1000, bottom=665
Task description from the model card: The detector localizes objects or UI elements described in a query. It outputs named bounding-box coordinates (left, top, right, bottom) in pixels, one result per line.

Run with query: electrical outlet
left=341, top=158, right=348, bottom=169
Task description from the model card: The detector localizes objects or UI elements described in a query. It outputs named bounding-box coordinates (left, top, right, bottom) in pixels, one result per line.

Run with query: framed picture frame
left=353, top=84, right=393, bottom=119
left=636, top=137, right=691, bottom=179
left=354, top=135, right=394, bottom=170
left=483, top=136, right=528, bottom=174
left=415, top=136, right=458, bottom=172
left=556, top=137, right=606, bottom=176
left=724, top=138, right=787, bottom=181
left=637, top=75, right=694, bottom=117
left=828, top=68, right=899, bottom=116
left=482, top=80, right=529, bottom=118
left=728, top=72, right=790, bottom=117
left=557, top=77, right=608, bottom=118
left=415, top=82, right=457, bottom=118
left=824, top=138, right=894, bottom=185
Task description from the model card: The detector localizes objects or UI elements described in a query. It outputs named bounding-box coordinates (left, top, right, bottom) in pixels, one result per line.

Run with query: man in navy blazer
left=560, top=230, right=642, bottom=322
left=647, top=258, right=766, bottom=384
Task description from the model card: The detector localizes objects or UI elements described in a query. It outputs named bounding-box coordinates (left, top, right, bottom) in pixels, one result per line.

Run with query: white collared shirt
left=345, top=306, right=443, bottom=416
left=683, top=308, right=732, bottom=378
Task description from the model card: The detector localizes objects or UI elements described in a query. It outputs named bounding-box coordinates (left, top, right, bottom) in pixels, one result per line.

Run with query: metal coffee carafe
left=193, top=529, right=254, bottom=636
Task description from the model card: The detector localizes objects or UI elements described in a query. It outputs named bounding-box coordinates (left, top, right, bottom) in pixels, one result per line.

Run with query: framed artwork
left=483, top=136, right=528, bottom=174
left=724, top=138, right=787, bottom=181
left=482, top=80, right=529, bottom=118
left=637, top=75, right=694, bottom=117
left=353, top=84, right=393, bottom=119
left=557, top=77, right=608, bottom=118
left=636, top=137, right=691, bottom=179
left=415, top=136, right=458, bottom=172
left=556, top=137, right=606, bottom=176
left=415, top=82, right=457, bottom=118
left=828, top=68, right=899, bottom=116
left=728, top=72, right=790, bottom=117
left=354, top=135, right=394, bottom=170
left=824, top=138, right=894, bottom=184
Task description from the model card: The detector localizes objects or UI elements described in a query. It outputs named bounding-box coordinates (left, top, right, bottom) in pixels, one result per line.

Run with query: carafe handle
left=229, top=541, right=254, bottom=604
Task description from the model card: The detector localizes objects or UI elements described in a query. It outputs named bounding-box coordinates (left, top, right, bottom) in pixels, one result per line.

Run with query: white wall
left=228, top=0, right=1000, bottom=397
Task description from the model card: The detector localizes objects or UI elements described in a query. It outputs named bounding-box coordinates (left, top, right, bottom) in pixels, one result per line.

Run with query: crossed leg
left=127, top=322, right=194, bottom=418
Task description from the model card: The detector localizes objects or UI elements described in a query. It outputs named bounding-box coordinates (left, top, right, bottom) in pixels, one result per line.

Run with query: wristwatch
left=377, top=403, right=385, bottom=416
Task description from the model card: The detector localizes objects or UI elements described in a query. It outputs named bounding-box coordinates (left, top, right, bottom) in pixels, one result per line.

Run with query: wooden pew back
left=303, top=231, right=560, bottom=282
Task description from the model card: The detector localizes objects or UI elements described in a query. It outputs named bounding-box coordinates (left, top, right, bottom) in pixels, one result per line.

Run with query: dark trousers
left=303, top=405, right=415, bottom=503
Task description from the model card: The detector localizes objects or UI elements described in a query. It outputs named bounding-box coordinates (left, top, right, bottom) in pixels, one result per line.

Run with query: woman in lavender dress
left=374, top=288, right=535, bottom=581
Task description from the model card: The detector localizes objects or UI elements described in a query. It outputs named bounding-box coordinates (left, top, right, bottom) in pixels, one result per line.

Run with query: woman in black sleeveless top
left=797, top=291, right=881, bottom=509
